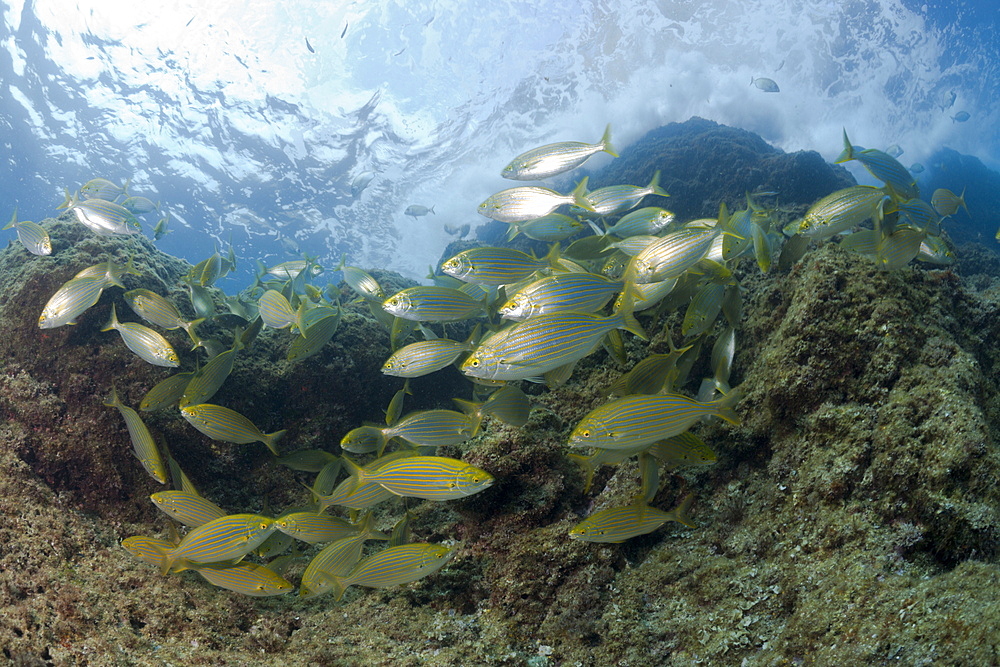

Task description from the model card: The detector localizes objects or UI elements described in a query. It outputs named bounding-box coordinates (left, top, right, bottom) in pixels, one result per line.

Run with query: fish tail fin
left=330, top=576, right=348, bottom=601
left=56, top=188, right=75, bottom=210
left=566, top=452, right=599, bottom=492
left=121, top=177, right=132, bottom=198
left=101, top=302, right=120, bottom=332
left=648, top=170, right=669, bottom=198
left=335, top=253, right=347, bottom=271
left=543, top=242, right=564, bottom=271
left=452, top=397, right=482, bottom=420
left=959, top=186, right=969, bottom=215
left=102, top=384, right=122, bottom=408
left=263, top=430, right=287, bottom=456
left=834, top=128, right=854, bottom=163
left=483, top=386, right=530, bottom=427
left=571, top=177, right=595, bottom=212
left=600, top=123, right=619, bottom=158
left=669, top=493, right=697, bottom=528
left=506, top=224, right=520, bottom=241
left=710, top=385, right=744, bottom=425
left=586, top=219, right=604, bottom=236
left=430, top=206, right=436, bottom=215
left=3, top=207, right=16, bottom=230
left=613, top=284, right=648, bottom=340
left=183, top=318, right=206, bottom=350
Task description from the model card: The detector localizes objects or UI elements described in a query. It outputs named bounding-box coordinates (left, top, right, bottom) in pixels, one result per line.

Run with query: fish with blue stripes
left=502, top=124, right=617, bottom=180
left=382, top=286, right=486, bottom=322
left=569, top=495, right=695, bottom=543
left=78, top=177, right=129, bottom=201
left=161, top=513, right=275, bottom=573
left=102, top=303, right=180, bottom=367
left=461, top=299, right=647, bottom=383
left=498, top=272, right=623, bottom=321
left=195, top=562, right=293, bottom=597
left=150, top=490, right=227, bottom=528
left=180, top=403, right=286, bottom=455
left=625, top=225, right=720, bottom=284
left=569, top=390, right=741, bottom=450
left=63, top=192, right=142, bottom=236
left=783, top=185, right=888, bottom=241
left=381, top=338, right=473, bottom=377
left=4, top=208, right=51, bottom=255
left=140, top=371, right=195, bottom=411
left=452, top=385, right=531, bottom=428
left=506, top=213, right=584, bottom=242
left=104, top=386, right=169, bottom=483
left=257, top=289, right=297, bottom=329
left=38, top=275, right=109, bottom=329
left=478, top=181, right=593, bottom=223
left=345, top=455, right=493, bottom=501
left=602, top=206, right=675, bottom=239
left=835, top=130, right=918, bottom=200
left=325, top=543, right=455, bottom=601
left=274, top=511, right=373, bottom=544
left=930, top=188, right=968, bottom=218
left=180, top=339, right=240, bottom=408
left=440, top=245, right=563, bottom=286
left=299, top=514, right=387, bottom=598
left=122, top=535, right=176, bottom=566
left=578, top=171, right=670, bottom=217
left=336, top=256, right=385, bottom=302
left=124, top=289, right=201, bottom=344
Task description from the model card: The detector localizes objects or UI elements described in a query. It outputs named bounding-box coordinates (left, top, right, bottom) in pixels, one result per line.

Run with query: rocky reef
left=2, top=120, right=1000, bottom=666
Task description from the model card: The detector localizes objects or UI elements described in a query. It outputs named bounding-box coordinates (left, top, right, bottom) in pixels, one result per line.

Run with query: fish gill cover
left=2, top=1, right=1000, bottom=665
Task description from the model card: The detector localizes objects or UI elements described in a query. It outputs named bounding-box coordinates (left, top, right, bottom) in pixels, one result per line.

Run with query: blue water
left=2, top=0, right=997, bottom=288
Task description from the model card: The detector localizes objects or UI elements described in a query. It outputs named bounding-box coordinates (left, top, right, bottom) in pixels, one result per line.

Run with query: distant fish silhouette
left=305, top=37, right=315, bottom=53
left=341, top=23, right=348, bottom=38
left=750, top=77, right=779, bottom=93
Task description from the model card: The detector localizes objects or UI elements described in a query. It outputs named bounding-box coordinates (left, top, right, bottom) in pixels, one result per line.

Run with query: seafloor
left=2, top=119, right=999, bottom=666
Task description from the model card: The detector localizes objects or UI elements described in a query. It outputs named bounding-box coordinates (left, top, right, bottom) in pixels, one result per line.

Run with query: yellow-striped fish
left=346, top=455, right=493, bottom=501
left=784, top=185, right=888, bottom=240
left=149, top=490, right=227, bottom=528
left=441, top=245, right=563, bottom=286
left=257, top=289, right=296, bottom=329
left=498, top=272, right=623, bottom=321
left=162, top=514, right=275, bottom=573
left=478, top=181, right=593, bottom=223
left=625, top=226, right=720, bottom=284
left=180, top=339, right=239, bottom=408
left=382, top=286, right=486, bottom=322
left=578, top=171, right=669, bottom=217
left=569, top=495, right=695, bottom=543
left=195, top=562, right=294, bottom=597
left=835, top=130, right=918, bottom=200
left=122, top=535, right=176, bottom=566
left=274, top=512, right=364, bottom=544
left=326, top=543, right=454, bottom=600
left=180, top=403, right=286, bottom=455
left=4, top=207, right=51, bottom=255
left=569, top=390, right=741, bottom=450
left=453, top=385, right=532, bottom=428
left=381, top=338, right=473, bottom=378
left=287, top=307, right=341, bottom=362
left=124, top=289, right=201, bottom=345
left=315, top=451, right=418, bottom=512
left=102, top=303, right=180, bottom=367
left=103, top=386, right=168, bottom=483
left=140, top=372, right=195, bottom=411
left=461, top=305, right=646, bottom=382
left=930, top=187, right=968, bottom=218
left=502, top=124, right=617, bottom=180
left=38, top=275, right=109, bottom=329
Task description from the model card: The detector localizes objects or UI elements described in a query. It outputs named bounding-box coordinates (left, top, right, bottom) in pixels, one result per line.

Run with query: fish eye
left=582, top=430, right=590, bottom=437
left=469, top=359, right=479, bottom=367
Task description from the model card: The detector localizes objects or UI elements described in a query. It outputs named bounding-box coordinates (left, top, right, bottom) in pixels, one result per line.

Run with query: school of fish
left=6, top=125, right=973, bottom=599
